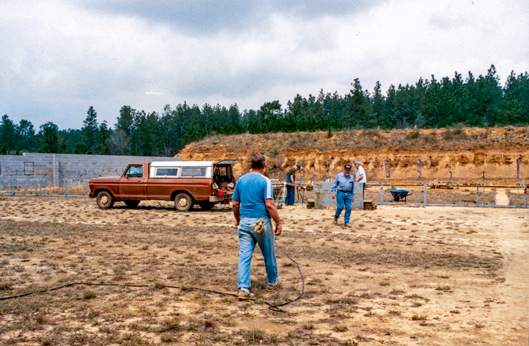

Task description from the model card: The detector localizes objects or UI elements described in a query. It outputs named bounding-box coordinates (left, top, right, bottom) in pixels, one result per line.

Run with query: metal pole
left=476, top=186, right=479, bottom=207
left=12, top=179, right=15, bottom=196
left=418, top=159, right=421, bottom=183
left=424, top=184, right=427, bottom=205
left=39, top=180, right=42, bottom=196
left=65, top=180, right=67, bottom=197
left=380, top=183, right=384, bottom=203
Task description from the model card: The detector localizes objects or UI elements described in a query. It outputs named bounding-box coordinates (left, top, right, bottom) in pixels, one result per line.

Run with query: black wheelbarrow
left=390, top=189, right=410, bottom=202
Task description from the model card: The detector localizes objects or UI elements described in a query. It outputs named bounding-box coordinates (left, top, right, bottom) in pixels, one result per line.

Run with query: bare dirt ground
left=0, top=196, right=528, bottom=345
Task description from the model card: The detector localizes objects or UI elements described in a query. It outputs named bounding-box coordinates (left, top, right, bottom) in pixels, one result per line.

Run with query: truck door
left=119, top=165, right=146, bottom=199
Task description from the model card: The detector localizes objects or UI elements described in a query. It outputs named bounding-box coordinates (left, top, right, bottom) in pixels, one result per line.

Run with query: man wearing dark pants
left=233, top=153, right=283, bottom=300
left=331, top=164, right=355, bottom=228
left=285, top=164, right=300, bottom=205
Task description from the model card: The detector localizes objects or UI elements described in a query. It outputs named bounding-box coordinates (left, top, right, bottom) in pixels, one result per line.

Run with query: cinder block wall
left=0, top=153, right=182, bottom=187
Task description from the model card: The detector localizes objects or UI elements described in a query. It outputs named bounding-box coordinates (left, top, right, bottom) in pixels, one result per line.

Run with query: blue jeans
left=334, top=190, right=352, bottom=224
left=237, top=217, right=278, bottom=289
left=285, top=175, right=295, bottom=205
left=285, top=185, right=295, bottom=205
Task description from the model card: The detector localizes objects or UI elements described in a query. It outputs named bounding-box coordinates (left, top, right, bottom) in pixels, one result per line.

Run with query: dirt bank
left=178, top=127, right=529, bottom=185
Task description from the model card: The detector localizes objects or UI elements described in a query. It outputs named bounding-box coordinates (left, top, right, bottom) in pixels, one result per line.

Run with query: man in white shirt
left=354, top=160, right=366, bottom=198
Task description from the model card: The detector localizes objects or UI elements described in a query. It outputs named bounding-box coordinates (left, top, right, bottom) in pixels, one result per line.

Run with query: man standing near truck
left=285, top=164, right=300, bottom=205
left=232, top=153, right=283, bottom=300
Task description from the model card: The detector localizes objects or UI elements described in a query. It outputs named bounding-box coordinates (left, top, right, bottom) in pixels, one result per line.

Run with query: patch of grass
left=333, top=325, right=348, bottom=332
left=158, top=317, right=181, bottom=333
left=82, top=290, right=97, bottom=299
left=245, top=329, right=266, bottom=344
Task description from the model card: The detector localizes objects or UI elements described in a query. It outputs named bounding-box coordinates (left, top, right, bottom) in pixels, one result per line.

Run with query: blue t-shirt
left=233, top=173, right=273, bottom=218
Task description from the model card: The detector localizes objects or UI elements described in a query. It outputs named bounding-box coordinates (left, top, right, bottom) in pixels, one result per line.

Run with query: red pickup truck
left=89, top=160, right=238, bottom=211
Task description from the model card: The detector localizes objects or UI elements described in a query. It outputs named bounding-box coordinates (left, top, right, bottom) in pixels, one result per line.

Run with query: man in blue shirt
left=331, top=164, right=355, bottom=228
left=233, top=153, right=283, bottom=300
left=285, top=164, right=300, bottom=205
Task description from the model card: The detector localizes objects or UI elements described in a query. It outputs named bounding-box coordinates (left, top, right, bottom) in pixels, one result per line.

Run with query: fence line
left=1, top=179, right=527, bottom=208
left=365, top=182, right=528, bottom=208
left=0, top=178, right=90, bottom=198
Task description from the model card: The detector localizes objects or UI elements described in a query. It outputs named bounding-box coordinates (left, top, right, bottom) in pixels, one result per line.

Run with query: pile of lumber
left=363, top=200, right=377, bottom=210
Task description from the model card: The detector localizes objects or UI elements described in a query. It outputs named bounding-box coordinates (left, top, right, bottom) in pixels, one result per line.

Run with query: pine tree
left=39, top=122, right=59, bottom=153
left=0, top=114, right=16, bottom=154
left=82, top=106, right=99, bottom=153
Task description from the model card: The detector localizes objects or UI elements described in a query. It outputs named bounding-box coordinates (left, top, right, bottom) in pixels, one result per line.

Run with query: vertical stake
left=476, top=186, right=479, bottom=207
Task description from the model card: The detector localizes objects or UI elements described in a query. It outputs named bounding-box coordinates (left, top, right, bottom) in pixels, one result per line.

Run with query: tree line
left=1, top=65, right=528, bottom=156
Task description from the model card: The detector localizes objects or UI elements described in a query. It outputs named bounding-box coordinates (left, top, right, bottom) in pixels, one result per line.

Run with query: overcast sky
left=1, top=0, right=528, bottom=130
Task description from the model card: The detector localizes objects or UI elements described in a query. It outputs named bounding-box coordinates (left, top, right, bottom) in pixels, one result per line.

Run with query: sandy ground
left=0, top=196, right=528, bottom=345
left=495, top=189, right=510, bottom=206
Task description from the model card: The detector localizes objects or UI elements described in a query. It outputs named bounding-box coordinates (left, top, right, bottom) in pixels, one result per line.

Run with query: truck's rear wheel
left=199, top=201, right=216, bottom=210
left=125, top=200, right=140, bottom=208
left=96, top=191, right=114, bottom=209
left=174, top=193, right=193, bottom=211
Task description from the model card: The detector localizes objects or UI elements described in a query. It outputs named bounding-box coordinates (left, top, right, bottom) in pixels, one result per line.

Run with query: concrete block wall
left=0, top=153, right=182, bottom=187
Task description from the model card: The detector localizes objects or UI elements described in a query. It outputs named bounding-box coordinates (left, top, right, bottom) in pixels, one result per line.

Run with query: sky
left=1, top=0, right=528, bottom=130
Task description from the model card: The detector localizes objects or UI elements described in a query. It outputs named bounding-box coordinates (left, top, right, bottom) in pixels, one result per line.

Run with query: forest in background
left=1, top=65, right=528, bottom=157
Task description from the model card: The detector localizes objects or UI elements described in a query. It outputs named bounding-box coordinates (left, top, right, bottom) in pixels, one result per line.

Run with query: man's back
left=233, top=173, right=273, bottom=218
left=356, top=166, right=367, bottom=183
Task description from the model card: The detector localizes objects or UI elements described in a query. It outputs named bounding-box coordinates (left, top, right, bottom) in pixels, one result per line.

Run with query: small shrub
left=158, top=317, right=181, bottom=333
left=411, top=315, right=427, bottom=321
left=406, top=129, right=420, bottom=139
left=333, top=325, right=348, bottom=332
left=83, top=290, right=97, bottom=299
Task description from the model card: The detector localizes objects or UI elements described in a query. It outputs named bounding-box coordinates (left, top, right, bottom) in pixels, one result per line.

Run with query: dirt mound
left=178, top=127, right=529, bottom=185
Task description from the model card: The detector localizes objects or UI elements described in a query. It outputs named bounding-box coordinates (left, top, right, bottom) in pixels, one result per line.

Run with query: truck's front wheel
left=96, top=191, right=115, bottom=209
left=174, top=193, right=193, bottom=212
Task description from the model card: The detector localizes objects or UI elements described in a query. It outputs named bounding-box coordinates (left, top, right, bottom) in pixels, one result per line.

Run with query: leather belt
left=338, top=190, right=350, bottom=192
